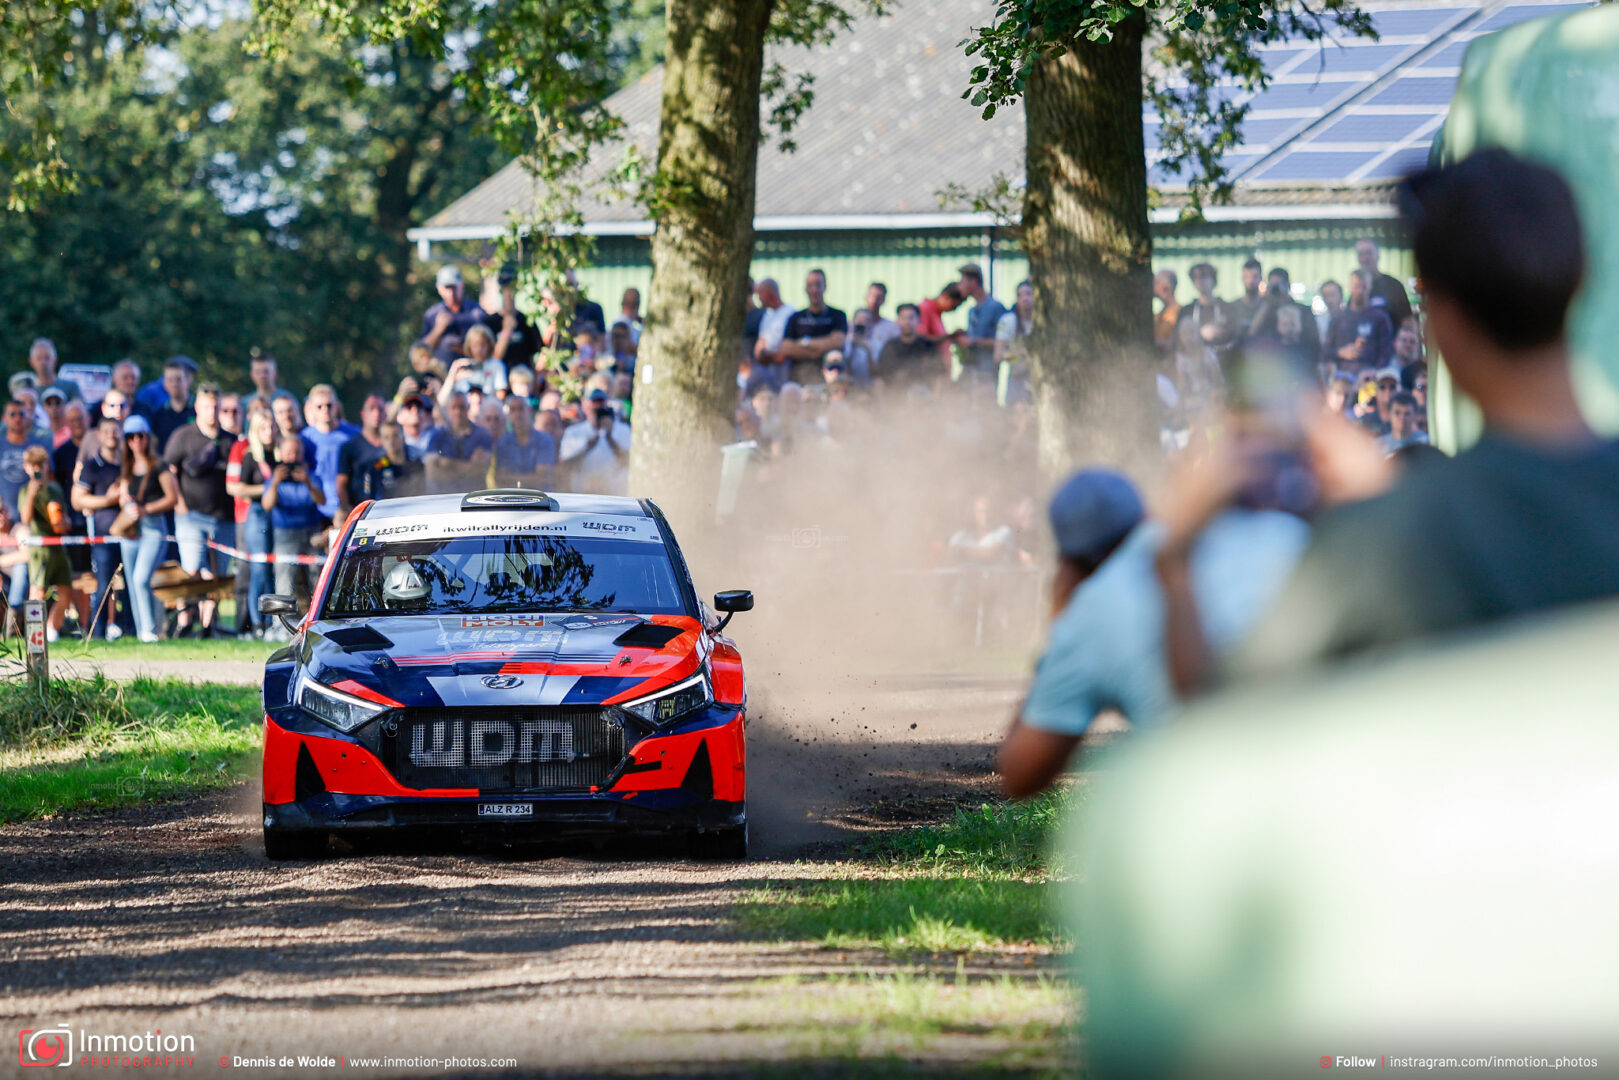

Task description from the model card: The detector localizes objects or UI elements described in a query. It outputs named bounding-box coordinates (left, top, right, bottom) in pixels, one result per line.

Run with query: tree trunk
left=1021, top=14, right=1155, bottom=482
left=629, top=0, right=773, bottom=530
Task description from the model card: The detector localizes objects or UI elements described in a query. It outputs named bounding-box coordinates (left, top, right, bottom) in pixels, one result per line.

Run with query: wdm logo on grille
left=18, top=1027, right=70, bottom=1067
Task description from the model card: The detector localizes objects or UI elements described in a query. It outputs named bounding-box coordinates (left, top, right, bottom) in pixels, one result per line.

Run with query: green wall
left=571, top=220, right=1411, bottom=322
left=435, top=217, right=1413, bottom=334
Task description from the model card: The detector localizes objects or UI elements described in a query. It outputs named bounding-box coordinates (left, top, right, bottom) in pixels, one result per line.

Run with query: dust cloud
left=657, top=380, right=1097, bottom=851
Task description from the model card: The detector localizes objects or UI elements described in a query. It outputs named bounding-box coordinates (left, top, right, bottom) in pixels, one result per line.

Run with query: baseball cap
left=1375, top=366, right=1401, bottom=385
left=587, top=388, right=609, bottom=402
left=122, top=414, right=152, bottom=436
left=1047, top=469, right=1144, bottom=564
left=823, top=350, right=845, bottom=369
left=400, top=394, right=433, bottom=412
left=40, top=386, right=66, bottom=403
left=8, top=372, right=37, bottom=396
left=168, top=354, right=199, bottom=373
left=436, top=264, right=464, bottom=288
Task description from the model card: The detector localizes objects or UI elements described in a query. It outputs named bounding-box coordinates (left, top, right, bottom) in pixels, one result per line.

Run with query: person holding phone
left=115, top=414, right=179, bottom=643
left=18, top=445, right=81, bottom=640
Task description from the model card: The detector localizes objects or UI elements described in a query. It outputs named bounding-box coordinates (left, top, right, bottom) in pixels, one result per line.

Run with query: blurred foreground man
left=1234, top=150, right=1619, bottom=672
left=996, top=468, right=1306, bottom=797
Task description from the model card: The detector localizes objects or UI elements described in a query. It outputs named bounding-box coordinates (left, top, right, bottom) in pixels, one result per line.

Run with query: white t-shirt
left=757, top=304, right=797, bottom=352
left=558, top=418, right=633, bottom=495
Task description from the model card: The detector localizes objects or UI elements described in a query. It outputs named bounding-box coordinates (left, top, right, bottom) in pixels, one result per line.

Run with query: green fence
left=424, top=216, right=1411, bottom=334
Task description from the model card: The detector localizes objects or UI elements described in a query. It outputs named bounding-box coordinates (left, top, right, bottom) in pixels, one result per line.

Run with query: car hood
left=300, top=612, right=705, bottom=709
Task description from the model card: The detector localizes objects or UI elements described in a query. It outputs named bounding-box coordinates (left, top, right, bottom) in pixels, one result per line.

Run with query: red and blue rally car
left=258, top=489, right=752, bottom=860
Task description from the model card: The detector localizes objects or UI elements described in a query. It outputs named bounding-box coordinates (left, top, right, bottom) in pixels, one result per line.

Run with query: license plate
left=478, top=803, right=534, bottom=818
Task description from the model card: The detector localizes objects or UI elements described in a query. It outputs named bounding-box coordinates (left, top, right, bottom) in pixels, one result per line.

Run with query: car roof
left=361, top=491, right=649, bottom=522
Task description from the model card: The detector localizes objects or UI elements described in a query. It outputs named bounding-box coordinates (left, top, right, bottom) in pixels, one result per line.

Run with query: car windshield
left=321, top=535, right=688, bottom=618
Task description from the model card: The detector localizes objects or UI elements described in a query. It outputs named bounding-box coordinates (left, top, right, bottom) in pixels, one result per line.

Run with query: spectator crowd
left=0, top=263, right=649, bottom=643
left=0, top=215, right=1429, bottom=647
left=1154, top=237, right=1430, bottom=458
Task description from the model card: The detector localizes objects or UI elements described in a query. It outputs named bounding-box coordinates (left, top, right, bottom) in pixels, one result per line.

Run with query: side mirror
left=712, top=590, right=753, bottom=633
left=259, top=594, right=302, bottom=635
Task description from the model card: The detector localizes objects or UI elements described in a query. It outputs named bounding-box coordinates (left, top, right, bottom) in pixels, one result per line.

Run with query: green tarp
left=1433, top=3, right=1619, bottom=450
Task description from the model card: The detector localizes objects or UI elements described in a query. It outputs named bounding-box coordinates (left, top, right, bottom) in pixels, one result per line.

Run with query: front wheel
left=264, top=827, right=328, bottom=861
left=689, top=822, right=747, bottom=861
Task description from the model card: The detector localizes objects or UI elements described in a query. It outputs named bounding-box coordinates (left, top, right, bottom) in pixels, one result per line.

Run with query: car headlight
left=298, top=675, right=387, bottom=733
left=620, top=671, right=712, bottom=727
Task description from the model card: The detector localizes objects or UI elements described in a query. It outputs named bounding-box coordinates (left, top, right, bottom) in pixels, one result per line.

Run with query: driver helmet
left=383, top=560, right=431, bottom=604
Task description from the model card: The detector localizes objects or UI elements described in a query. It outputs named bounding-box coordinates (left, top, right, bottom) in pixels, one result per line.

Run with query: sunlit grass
left=0, top=678, right=261, bottom=822
left=736, top=789, right=1074, bottom=955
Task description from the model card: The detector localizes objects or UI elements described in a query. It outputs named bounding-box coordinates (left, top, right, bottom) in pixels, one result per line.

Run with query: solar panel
left=1414, top=39, right=1473, bottom=68
left=1311, top=111, right=1434, bottom=143
left=1238, top=116, right=1312, bottom=147
left=1305, top=43, right=1421, bottom=75
left=1148, top=153, right=1263, bottom=187
left=1250, top=150, right=1380, bottom=182
left=1473, top=2, right=1588, bottom=30
left=1149, top=0, right=1593, bottom=192
left=1247, top=79, right=1364, bottom=112
left=1364, top=75, right=1458, bottom=106
left=1357, top=145, right=1436, bottom=181
left=1367, top=6, right=1477, bottom=36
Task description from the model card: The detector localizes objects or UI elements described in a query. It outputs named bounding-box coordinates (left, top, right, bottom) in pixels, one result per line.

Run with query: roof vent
left=461, top=489, right=559, bottom=511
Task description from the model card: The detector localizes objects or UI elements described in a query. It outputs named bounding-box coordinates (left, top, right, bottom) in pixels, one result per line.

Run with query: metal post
left=24, top=599, right=46, bottom=688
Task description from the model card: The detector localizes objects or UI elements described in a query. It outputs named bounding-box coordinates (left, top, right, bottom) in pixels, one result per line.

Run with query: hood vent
left=323, top=626, right=395, bottom=652
left=613, top=623, right=686, bottom=649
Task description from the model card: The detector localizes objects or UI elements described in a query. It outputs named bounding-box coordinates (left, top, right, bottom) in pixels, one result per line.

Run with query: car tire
left=263, top=827, right=328, bottom=861
left=689, top=822, right=747, bottom=861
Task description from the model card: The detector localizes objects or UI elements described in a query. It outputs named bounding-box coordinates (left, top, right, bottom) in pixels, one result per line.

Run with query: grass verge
left=54, top=636, right=279, bottom=665
left=651, top=971, right=1070, bottom=1075
left=0, top=677, right=262, bottom=823
left=736, top=789, right=1074, bottom=955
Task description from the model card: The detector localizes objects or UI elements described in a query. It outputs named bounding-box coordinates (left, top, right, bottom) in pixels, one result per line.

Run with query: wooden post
left=24, top=599, right=46, bottom=688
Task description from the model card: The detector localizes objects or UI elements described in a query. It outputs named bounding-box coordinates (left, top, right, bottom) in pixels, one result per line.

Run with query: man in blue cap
left=997, top=467, right=1309, bottom=797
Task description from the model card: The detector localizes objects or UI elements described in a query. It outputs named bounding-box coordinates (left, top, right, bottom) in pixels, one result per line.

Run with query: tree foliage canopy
left=0, top=5, right=506, bottom=391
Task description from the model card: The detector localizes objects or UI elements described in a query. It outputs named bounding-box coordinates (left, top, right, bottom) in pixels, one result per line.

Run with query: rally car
left=257, top=489, right=753, bottom=861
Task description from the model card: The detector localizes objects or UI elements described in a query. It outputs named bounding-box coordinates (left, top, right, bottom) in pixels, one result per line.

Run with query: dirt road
left=0, top=675, right=1073, bottom=1077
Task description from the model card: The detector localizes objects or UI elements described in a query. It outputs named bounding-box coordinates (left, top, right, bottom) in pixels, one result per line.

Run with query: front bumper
left=261, top=703, right=747, bottom=839
left=264, top=791, right=746, bottom=839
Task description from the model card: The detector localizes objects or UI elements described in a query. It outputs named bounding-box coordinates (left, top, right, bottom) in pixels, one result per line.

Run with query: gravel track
left=0, top=674, right=1068, bottom=1077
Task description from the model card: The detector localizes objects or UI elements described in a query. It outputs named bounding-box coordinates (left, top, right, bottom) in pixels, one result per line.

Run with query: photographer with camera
left=558, top=388, right=631, bottom=495
left=1243, top=267, right=1321, bottom=372
left=421, top=265, right=485, bottom=365
left=261, top=434, right=326, bottom=607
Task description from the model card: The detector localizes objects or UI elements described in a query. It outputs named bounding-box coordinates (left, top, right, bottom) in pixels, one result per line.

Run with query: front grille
left=382, top=707, right=626, bottom=793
